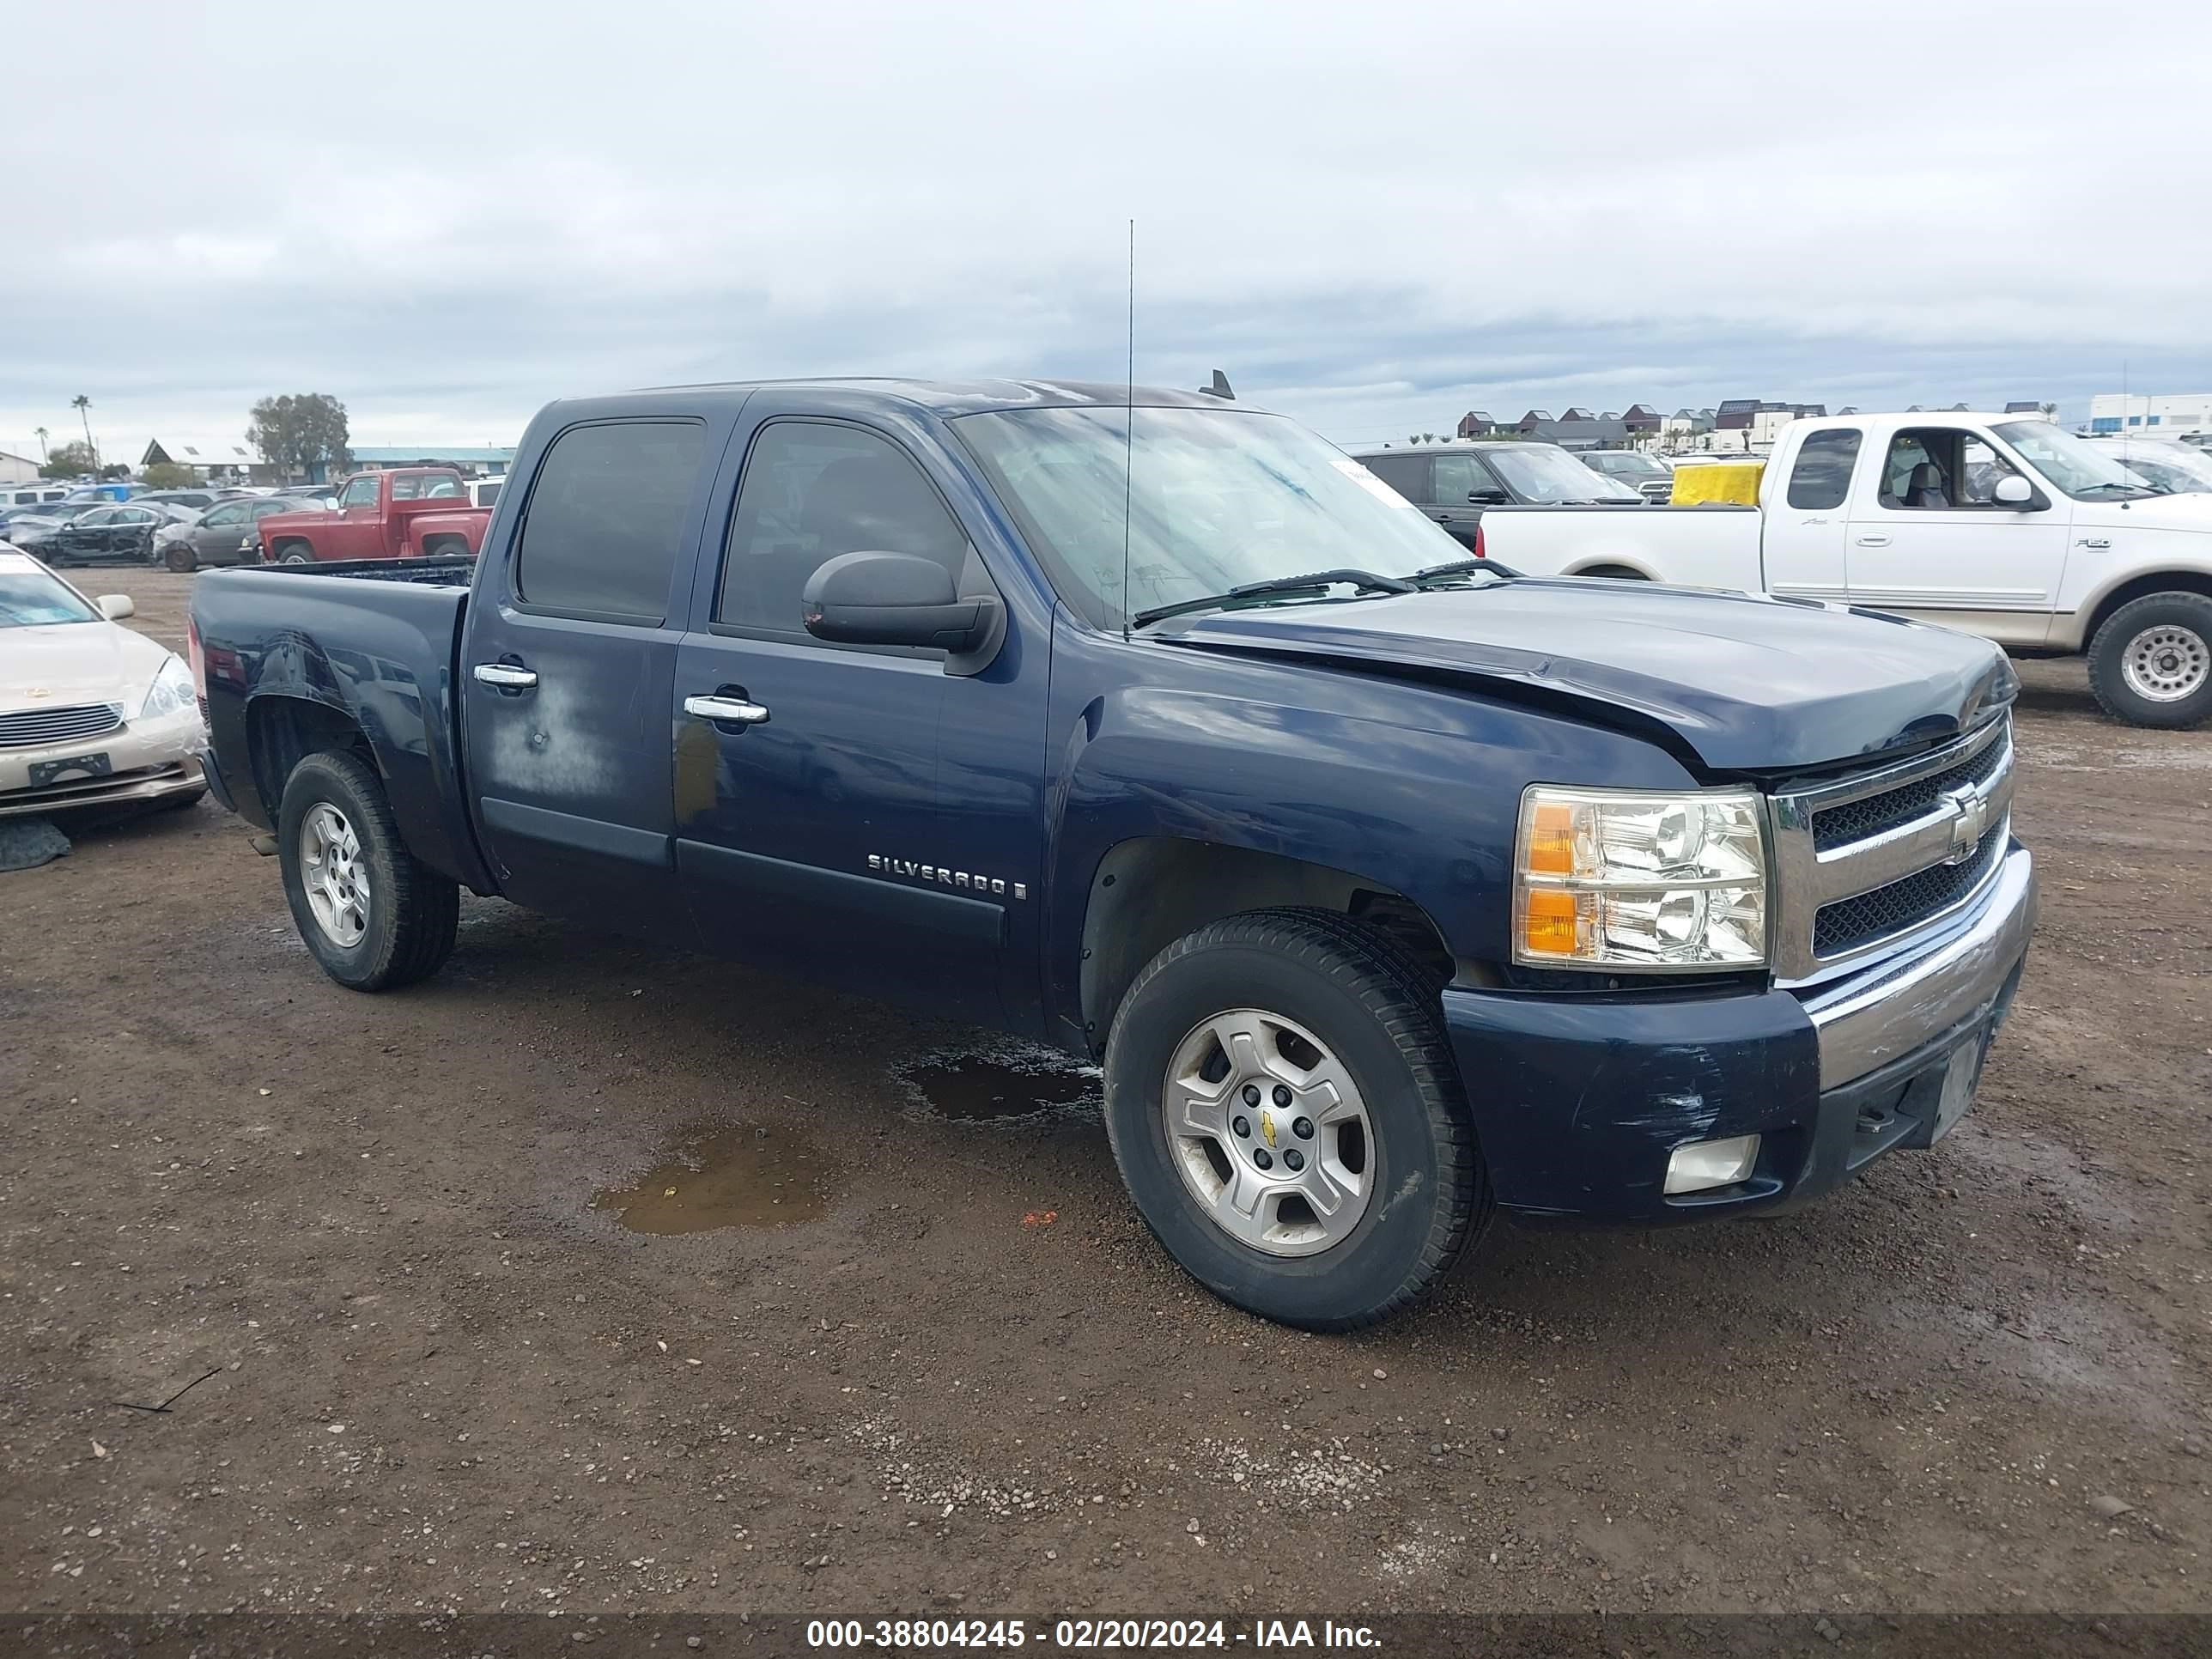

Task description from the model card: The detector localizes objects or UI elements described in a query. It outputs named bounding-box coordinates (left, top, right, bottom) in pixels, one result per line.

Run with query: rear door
left=670, top=399, right=1032, bottom=1024
left=459, top=416, right=716, bottom=941
left=1760, top=426, right=1861, bottom=600
left=1844, top=425, right=2067, bottom=644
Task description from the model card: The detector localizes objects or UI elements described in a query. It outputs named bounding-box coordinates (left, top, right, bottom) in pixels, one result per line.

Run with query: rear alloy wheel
left=2087, top=592, right=2212, bottom=729
left=1103, top=908, right=1488, bottom=1330
left=276, top=750, right=459, bottom=990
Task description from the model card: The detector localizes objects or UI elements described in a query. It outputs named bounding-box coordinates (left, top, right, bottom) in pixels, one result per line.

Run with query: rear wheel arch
left=245, top=694, right=374, bottom=823
left=1076, top=837, right=1456, bottom=1054
left=1571, top=561, right=1652, bottom=580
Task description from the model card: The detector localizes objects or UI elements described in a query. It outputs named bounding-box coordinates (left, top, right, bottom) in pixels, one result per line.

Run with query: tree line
left=36, top=392, right=352, bottom=482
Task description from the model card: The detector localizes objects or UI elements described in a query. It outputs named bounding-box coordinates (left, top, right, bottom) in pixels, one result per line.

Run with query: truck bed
left=191, top=559, right=490, bottom=890
left=1474, top=501, right=1764, bottom=587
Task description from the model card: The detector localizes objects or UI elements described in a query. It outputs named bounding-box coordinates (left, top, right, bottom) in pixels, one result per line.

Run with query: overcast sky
left=7, top=1, right=2210, bottom=464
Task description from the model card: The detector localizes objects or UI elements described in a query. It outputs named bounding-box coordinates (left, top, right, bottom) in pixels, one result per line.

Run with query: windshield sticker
left=1330, top=456, right=1419, bottom=508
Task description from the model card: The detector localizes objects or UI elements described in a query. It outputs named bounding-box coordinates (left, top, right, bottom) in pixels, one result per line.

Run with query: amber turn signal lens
left=1525, top=802, right=1575, bottom=875
left=1522, top=889, right=1579, bottom=956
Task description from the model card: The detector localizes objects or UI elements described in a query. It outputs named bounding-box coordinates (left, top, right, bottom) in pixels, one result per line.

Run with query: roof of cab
left=542, top=378, right=1231, bottom=422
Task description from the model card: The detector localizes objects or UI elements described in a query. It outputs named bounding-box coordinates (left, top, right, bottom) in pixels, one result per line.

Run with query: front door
left=672, top=408, right=1033, bottom=1025
left=1426, top=453, right=1493, bottom=551
left=193, top=501, right=249, bottom=564
left=331, top=475, right=383, bottom=561
left=1844, top=425, right=2067, bottom=646
left=1762, top=425, right=1862, bottom=600
left=459, top=416, right=715, bottom=942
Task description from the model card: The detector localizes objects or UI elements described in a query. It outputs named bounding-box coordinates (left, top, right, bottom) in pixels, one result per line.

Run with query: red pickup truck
left=255, top=468, right=492, bottom=565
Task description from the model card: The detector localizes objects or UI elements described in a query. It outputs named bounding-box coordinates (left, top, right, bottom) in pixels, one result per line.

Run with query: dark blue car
left=189, top=379, right=2035, bottom=1329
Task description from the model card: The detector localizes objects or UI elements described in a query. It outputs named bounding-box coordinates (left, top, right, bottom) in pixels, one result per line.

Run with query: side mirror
left=96, top=594, right=135, bottom=620
left=1992, top=474, right=2036, bottom=507
left=1469, top=487, right=1510, bottom=505
left=802, top=551, right=999, bottom=653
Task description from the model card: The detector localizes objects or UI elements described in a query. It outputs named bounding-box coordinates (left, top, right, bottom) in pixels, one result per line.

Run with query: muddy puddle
left=894, top=1045, right=1102, bottom=1121
left=591, top=1124, right=840, bottom=1234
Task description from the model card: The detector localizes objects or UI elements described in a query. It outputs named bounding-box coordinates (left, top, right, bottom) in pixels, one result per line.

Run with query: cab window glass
left=1785, top=428, right=1861, bottom=509
left=1431, top=453, right=1486, bottom=503
left=718, top=422, right=969, bottom=637
left=342, top=477, right=380, bottom=508
left=513, top=421, right=706, bottom=620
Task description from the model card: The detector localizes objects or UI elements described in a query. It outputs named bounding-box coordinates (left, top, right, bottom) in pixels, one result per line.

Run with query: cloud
left=5, top=0, right=2209, bottom=460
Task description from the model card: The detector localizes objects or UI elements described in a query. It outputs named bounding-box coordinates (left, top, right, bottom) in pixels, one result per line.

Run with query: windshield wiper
left=2075, top=481, right=2159, bottom=498
left=1413, top=558, right=1523, bottom=584
left=1131, top=568, right=1414, bottom=629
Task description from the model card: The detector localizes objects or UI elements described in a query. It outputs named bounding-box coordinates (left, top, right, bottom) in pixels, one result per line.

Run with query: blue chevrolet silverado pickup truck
left=189, top=378, right=2037, bottom=1329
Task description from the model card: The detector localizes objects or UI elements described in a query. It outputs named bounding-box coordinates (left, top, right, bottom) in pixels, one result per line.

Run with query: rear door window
left=513, top=421, right=707, bottom=622
left=1785, top=428, right=1862, bottom=509
left=1359, top=454, right=1427, bottom=502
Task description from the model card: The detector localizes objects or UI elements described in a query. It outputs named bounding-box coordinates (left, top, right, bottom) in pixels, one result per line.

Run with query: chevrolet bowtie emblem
left=1260, top=1110, right=1277, bottom=1149
left=1941, top=786, right=1988, bottom=864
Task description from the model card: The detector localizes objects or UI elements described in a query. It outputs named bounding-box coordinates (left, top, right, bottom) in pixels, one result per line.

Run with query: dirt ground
left=3, top=568, right=2208, bottom=1622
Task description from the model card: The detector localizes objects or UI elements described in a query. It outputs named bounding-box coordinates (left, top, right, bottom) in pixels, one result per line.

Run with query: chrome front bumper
left=1802, top=842, right=2037, bottom=1091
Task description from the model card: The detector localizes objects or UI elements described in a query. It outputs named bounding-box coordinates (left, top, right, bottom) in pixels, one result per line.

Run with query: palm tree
left=33, top=426, right=47, bottom=461
left=71, top=395, right=96, bottom=472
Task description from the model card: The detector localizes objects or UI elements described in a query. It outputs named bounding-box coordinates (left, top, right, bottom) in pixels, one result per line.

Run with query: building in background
left=0, top=449, right=41, bottom=486
left=140, top=437, right=272, bottom=483
left=339, top=445, right=516, bottom=481
left=2086, top=393, right=2212, bottom=437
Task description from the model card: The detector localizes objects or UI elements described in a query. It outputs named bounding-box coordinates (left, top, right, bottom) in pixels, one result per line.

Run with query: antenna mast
left=1121, top=218, right=1135, bottom=639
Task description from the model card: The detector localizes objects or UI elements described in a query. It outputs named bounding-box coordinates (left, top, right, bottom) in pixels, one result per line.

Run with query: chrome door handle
left=1854, top=534, right=1892, bottom=547
left=684, top=694, right=770, bottom=726
left=472, top=663, right=538, bottom=689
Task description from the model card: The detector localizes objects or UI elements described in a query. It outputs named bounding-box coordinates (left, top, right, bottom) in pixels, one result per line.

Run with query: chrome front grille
left=1771, top=714, right=2014, bottom=981
left=0, top=702, right=125, bottom=749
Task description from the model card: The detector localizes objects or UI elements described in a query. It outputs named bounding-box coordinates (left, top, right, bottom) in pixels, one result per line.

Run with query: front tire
left=164, top=543, right=197, bottom=574
left=1103, top=908, right=1487, bottom=1330
left=2087, top=592, right=2212, bottom=728
left=276, top=750, right=459, bottom=990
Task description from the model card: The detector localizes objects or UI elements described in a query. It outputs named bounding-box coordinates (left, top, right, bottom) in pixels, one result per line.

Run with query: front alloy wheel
left=1163, top=1008, right=1374, bottom=1256
left=1103, top=908, right=1488, bottom=1330
left=2088, top=591, right=2212, bottom=729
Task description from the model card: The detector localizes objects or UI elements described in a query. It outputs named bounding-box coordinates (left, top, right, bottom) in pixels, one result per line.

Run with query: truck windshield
left=1994, top=421, right=2160, bottom=500
left=952, top=405, right=1464, bottom=629
left=0, top=563, right=99, bottom=627
left=1486, top=445, right=1642, bottom=502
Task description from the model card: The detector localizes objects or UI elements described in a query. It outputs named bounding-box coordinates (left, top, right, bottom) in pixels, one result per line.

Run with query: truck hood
left=2071, top=490, right=2212, bottom=532
left=1158, top=579, right=2015, bottom=774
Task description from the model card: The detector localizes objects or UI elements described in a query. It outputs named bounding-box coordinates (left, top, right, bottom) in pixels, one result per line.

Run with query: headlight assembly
left=1513, top=785, right=1767, bottom=970
left=137, top=653, right=198, bottom=721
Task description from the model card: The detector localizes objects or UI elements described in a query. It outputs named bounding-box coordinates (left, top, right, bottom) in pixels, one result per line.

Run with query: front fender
left=1040, top=629, right=1700, bottom=1036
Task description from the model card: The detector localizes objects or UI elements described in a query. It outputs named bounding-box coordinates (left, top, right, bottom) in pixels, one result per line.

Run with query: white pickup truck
left=1459, top=411, right=2212, bottom=728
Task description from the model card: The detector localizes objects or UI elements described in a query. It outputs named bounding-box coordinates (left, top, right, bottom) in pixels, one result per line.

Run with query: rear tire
left=2087, top=592, right=2212, bottom=729
left=164, top=544, right=197, bottom=574
left=276, top=750, right=459, bottom=991
left=1102, top=908, right=1487, bottom=1330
